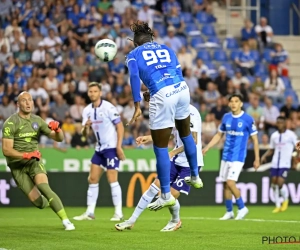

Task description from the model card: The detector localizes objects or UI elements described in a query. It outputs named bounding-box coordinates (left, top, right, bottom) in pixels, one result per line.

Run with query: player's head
left=130, top=21, right=154, bottom=47
left=17, top=92, right=34, bottom=115
left=228, top=93, right=243, bottom=113
left=276, top=116, right=287, bottom=132
left=88, top=82, right=102, bottom=102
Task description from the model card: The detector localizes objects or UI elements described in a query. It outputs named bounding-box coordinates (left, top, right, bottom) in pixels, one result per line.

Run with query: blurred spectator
left=10, top=30, right=26, bottom=53
left=269, top=43, right=289, bottom=77
left=0, top=96, right=16, bottom=122
left=167, top=7, right=185, bottom=34
left=122, top=130, right=135, bottom=149
left=118, top=84, right=132, bottom=106
left=63, top=82, right=78, bottom=105
left=109, top=57, right=125, bottom=78
left=138, top=3, right=155, bottom=28
left=241, top=19, right=257, bottom=50
left=98, top=0, right=113, bottom=15
left=0, top=45, right=12, bottom=64
left=264, top=69, right=285, bottom=104
left=262, top=97, right=280, bottom=136
left=5, top=19, right=22, bottom=39
left=203, top=82, right=220, bottom=109
left=162, top=0, right=181, bottom=15
left=91, top=21, right=107, bottom=40
left=62, top=116, right=76, bottom=144
left=246, top=94, right=263, bottom=125
left=0, top=30, right=10, bottom=52
left=123, top=99, right=135, bottom=123
left=40, top=18, right=58, bottom=37
left=231, top=70, right=250, bottom=91
left=199, top=103, right=208, bottom=121
left=60, top=73, right=76, bottom=95
left=153, top=30, right=164, bottom=44
left=214, top=66, right=232, bottom=97
left=177, top=46, right=196, bottom=71
left=235, top=43, right=254, bottom=76
left=27, top=28, right=43, bottom=52
left=259, top=134, right=270, bottom=149
left=198, top=70, right=212, bottom=92
left=14, top=43, right=31, bottom=63
left=141, top=101, right=150, bottom=120
left=184, top=68, right=198, bottom=102
left=202, top=113, right=217, bottom=144
left=43, top=69, right=59, bottom=99
left=251, top=75, right=264, bottom=99
left=71, top=124, right=89, bottom=149
left=102, top=6, right=122, bottom=26
left=28, top=79, right=50, bottom=107
left=280, top=96, right=296, bottom=119
left=192, top=59, right=209, bottom=79
left=163, top=26, right=182, bottom=53
left=255, top=17, right=273, bottom=48
left=287, top=111, right=300, bottom=137
left=43, top=29, right=63, bottom=53
left=113, top=0, right=131, bottom=15
left=210, top=98, right=227, bottom=124
left=31, top=41, right=46, bottom=64
left=50, top=94, right=70, bottom=123
left=10, top=71, right=27, bottom=91
left=70, top=95, right=85, bottom=123
left=8, top=83, right=21, bottom=104
left=37, top=53, right=57, bottom=77
left=72, top=56, right=89, bottom=81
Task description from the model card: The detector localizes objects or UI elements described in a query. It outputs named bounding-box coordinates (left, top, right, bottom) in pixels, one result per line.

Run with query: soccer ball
left=94, top=39, right=118, bottom=62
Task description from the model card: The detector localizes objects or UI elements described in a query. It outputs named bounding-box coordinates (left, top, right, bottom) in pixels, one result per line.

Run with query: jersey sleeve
left=39, top=117, right=51, bottom=136
left=247, top=117, right=258, bottom=136
left=82, top=107, right=89, bottom=126
left=190, top=114, right=200, bottom=133
left=108, top=104, right=121, bottom=125
left=126, top=52, right=141, bottom=103
left=2, top=119, right=16, bottom=139
left=292, top=132, right=298, bottom=146
left=218, top=115, right=226, bottom=133
left=269, top=134, right=275, bottom=149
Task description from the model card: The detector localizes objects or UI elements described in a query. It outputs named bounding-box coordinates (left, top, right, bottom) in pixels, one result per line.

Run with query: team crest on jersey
left=98, top=112, right=103, bottom=117
left=32, top=122, right=39, bottom=131
left=238, top=122, right=243, bottom=127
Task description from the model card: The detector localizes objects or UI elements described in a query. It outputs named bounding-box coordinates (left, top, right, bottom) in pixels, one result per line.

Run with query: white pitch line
left=182, top=217, right=300, bottom=223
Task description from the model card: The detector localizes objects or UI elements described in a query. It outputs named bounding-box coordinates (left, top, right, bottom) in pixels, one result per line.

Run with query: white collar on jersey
left=92, top=100, right=102, bottom=108
left=231, top=110, right=244, bottom=118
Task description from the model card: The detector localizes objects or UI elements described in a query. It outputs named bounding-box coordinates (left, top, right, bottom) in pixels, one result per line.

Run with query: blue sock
left=225, top=199, right=233, bottom=212
left=153, top=145, right=171, bottom=194
left=181, top=133, right=198, bottom=177
left=236, top=197, right=245, bottom=210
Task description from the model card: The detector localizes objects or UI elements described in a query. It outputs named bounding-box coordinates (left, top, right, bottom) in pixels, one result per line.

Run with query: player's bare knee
left=171, top=188, right=180, bottom=199
left=153, top=179, right=161, bottom=189
left=106, top=170, right=118, bottom=183
left=88, top=174, right=99, bottom=184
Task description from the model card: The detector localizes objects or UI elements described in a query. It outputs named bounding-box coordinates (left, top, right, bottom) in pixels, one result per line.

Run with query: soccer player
left=115, top=103, right=203, bottom=231
left=203, top=94, right=260, bottom=220
left=73, top=82, right=125, bottom=221
left=2, top=92, right=75, bottom=230
left=261, top=116, right=298, bottom=213
left=126, top=21, right=203, bottom=211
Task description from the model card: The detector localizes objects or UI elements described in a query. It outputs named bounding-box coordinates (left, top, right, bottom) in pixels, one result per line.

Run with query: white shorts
left=149, top=81, right=190, bottom=130
left=219, top=160, right=244, bottom=182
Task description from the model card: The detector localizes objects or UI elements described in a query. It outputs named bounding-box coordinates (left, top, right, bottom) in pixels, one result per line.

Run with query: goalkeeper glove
left=23, top=151, right=41, bottom=161
left=48, top=120, right=61, bottom=132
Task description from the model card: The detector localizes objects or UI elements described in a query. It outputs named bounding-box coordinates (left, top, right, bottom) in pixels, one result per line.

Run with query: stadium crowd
left=0, top=0, right=299, bottom=150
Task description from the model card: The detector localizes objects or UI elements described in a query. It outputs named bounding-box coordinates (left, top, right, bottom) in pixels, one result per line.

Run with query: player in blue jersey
left=126, top=21, right=203, bottom=211
left=203, top=94, right=260, bottom=220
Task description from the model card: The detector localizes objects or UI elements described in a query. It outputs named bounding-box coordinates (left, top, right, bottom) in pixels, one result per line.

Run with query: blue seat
left=250, top=50, right=260, bottom=63
left=153, top=24, right=166, bottom=37
left=213, top=50, right=227, bottom=62
left=220, top=62, right=234, bottom=76
left=197, top=50, right=211, bottom=62
left=247, top=76, right=255, bottom=84
left=282, top=77, right=292, bottom=89
left=177, top=36, right=187, bottom=46
left=207, top=36, right=221, bottom=46
left=206, top=61, right=216, bottom=70
left=196, top=11, right=210, bottom=24
left=181, top=12, right=194, bottom=23
left=186, top=23, right=201, bottom=36
left=191, top=36, right=205, bottom=48
left=201, top=24, right=216, bottom=36
left=230, top=50, right=240, bottom=61
left=254, top=63, right=268, bottom=75
left=224, top=37, right=239, bottom=49
left=263, top=49, right=272, bottom=63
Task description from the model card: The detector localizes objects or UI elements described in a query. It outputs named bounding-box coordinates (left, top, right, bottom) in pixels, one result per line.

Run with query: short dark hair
left=88, top=82, right=102, bottom=90
left=228, top=93, right=243, bottom=102
left=277, top=116, right=286, bottom=121
left=130, top=21, right=154, bottom=46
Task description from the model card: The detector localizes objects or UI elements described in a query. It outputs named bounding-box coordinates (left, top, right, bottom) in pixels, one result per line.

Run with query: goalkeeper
left=2, top=92, right=75, bottom=231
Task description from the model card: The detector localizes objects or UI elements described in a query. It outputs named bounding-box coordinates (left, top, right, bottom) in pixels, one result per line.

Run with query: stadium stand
left=0, top=0, right=299, bottom=150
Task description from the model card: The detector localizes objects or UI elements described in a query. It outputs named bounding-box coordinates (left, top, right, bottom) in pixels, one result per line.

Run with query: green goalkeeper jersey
left=2, top=113, right=51, bottom=168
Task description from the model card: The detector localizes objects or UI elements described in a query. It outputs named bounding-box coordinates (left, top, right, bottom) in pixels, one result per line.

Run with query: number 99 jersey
left=125, top=42, right=184, bottom=97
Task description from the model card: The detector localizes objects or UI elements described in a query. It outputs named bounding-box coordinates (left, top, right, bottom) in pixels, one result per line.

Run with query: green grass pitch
left=0, top=206, right=300, bottom=250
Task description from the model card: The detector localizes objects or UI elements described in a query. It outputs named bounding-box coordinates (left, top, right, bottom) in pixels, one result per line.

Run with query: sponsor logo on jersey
left=238, top=122, right=243, bottom=127
left=19, top=132, right=38, bottom=137
left=32, top=122, right=39, bottom=131
left=190, top=122, right=194, bottom=128
left=157, top=74, right=174, bottom=84
left=7, top=122, right=13, bottom=125
left=3, top=127, right=10, bottom=136
left=227, top=130, right=244, bottom=136
left=165, top=84, right=187, bottom=98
